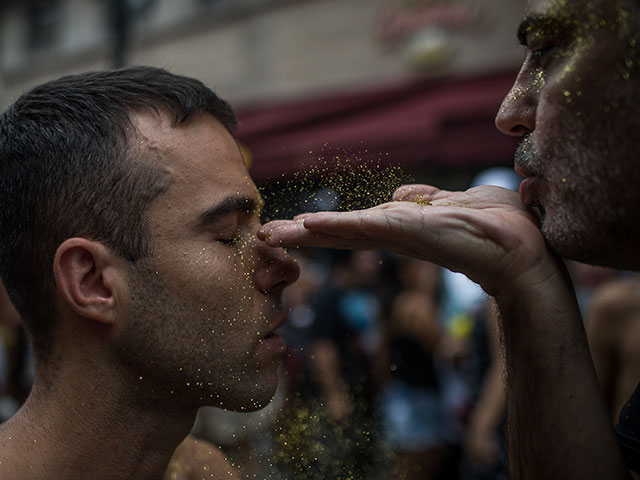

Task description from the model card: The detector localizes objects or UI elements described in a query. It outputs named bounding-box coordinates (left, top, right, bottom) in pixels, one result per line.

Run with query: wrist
left=492, top=251, right=571, bottom=308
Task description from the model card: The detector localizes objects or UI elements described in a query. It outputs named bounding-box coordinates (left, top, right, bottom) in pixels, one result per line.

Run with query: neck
left=0, top=356, right=197, bottom=480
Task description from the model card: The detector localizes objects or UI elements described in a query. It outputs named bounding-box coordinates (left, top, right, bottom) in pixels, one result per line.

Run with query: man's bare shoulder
left=590, top=277, right=640, bottom=321
left=164, top=435, right=238, bottom=480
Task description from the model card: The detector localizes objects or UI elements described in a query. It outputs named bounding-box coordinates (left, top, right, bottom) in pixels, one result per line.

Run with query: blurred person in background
left=588, top=275, right=640, bottom=424
left=378, top=256, right=450, bottom=480
left=566, top=261, right=619, bottom=315
left=454, top=168, right=519, bottom=480
left=279, top=249, right=327, bottom=396
left=459, top=300, right=507, bottom=480
left=307, top=249, right=385, bottom=479
left=436, top=167, right=520, bottom=465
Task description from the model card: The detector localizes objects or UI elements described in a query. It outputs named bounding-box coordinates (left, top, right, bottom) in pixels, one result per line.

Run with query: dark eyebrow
left=517, top=14, right=569, bottom=46
left=197, top=195, right=262, bottom=227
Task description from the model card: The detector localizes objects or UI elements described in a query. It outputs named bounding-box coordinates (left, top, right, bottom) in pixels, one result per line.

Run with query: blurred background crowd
left=3, top=166, right=639, bottom=480
left=2, top=0, right=640, bottom=479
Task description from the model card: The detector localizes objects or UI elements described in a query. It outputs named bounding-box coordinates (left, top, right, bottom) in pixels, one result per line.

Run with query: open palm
left=259, top=184, right=551, bottom=296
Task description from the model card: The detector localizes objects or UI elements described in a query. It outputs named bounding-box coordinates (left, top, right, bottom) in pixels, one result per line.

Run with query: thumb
left=393, top=184, right=441, bottom=202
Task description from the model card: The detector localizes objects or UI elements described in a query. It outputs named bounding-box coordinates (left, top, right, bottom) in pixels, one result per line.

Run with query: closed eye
left=219, top=229, right=242, bottom=247
left=518, top=14, right=574, bottom=68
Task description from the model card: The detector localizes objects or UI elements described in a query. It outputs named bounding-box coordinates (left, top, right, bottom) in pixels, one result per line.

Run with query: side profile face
left=496, top=0, right=640, bottom=268
left=115, top=112, right=299, bottom=411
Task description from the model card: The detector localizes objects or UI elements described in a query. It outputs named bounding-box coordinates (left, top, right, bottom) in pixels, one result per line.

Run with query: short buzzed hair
left=0, top=66, right=236, bottom=359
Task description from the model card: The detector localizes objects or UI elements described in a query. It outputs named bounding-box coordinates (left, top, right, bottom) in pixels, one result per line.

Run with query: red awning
left=236, top=71, right=520, bottom=182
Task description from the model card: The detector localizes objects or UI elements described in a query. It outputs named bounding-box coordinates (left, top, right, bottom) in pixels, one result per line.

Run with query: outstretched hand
left=258, top=184, right=553, bottom=296
left=260, top=185, right=631, bottom=480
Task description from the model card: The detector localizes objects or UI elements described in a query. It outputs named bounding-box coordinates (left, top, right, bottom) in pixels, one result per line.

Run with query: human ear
left=53, top=238, right=125, bottom=324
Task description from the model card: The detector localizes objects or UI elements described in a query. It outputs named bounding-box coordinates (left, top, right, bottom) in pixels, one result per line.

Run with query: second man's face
left=496, top=0, right=640, bottom=267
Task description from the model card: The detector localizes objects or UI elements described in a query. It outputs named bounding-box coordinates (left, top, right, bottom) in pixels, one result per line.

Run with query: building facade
left=0, top=0, right=526, bottom=188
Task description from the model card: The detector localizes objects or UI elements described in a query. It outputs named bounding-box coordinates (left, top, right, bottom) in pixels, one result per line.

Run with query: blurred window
left=128, top=0, right=156, bottom=19
left=198, top=0, right=260, bottom=7
left=26, top=1, right=62, bottom=53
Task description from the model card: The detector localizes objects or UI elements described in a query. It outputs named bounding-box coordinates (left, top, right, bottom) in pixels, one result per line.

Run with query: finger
left=299, top=211, right=362, bottom=233
left=259, top=212, right=347, bottom=240
left=259, top=218, right=324, bottom=246
left=287, top=205, right=503, bottom=274
left=267, top=226, right=377, bottom=250
left=260, top=211, right=389, bottom=249
left=393, top=184, right=441, bottom=202
left=258, top=219, right=305, bottom=243
left=299, top=210, right=405, bottom=247
left=292, top=212, right=316, bottom=221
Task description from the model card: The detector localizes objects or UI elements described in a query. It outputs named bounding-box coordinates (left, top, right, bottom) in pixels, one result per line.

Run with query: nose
left=495, top=67, right=537, bottom=136
left=254, top=240, right=300, bottom=295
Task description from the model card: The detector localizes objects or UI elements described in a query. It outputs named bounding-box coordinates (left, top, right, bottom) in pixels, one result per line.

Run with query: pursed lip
left=259, top=311, right=288, bottom=354
left=514, top=163, right=535, bottom=179
left=515, top=164, right=544, bottom=225
left=263, top=311, right=286, bottom=337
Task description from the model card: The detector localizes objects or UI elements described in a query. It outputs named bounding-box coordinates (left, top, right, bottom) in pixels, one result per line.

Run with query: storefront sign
left=374, top=0, right=481, bottom=70
left=374, top=0, right=479, bottom=48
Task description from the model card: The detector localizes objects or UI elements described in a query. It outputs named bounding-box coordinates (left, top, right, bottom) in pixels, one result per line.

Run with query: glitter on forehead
left=503, top=0, right=640, bottom=121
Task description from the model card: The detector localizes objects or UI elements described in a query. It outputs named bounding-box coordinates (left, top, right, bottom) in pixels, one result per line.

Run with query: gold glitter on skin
left=533, top=66, right=546, bottom=92
left=497, top=0, right=640, bottom=261
left=122, top=112, right=299, bottom=431
left=413, top=196, right=432, bottom=206
left=533, top=0, right=637, bottom=83
left=503, top=0, right=640, bottom=148
left=501, top=0, right=639, bottom=119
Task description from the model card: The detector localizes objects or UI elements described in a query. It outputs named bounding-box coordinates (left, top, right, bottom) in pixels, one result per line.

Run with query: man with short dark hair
left=259, top=0, right=640, bottom=477
left=0, top=66, right=299, bottom=479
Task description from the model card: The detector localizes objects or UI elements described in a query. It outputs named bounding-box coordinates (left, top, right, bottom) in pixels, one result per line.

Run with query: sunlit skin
left=257, top=0, right=640, bottom=478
